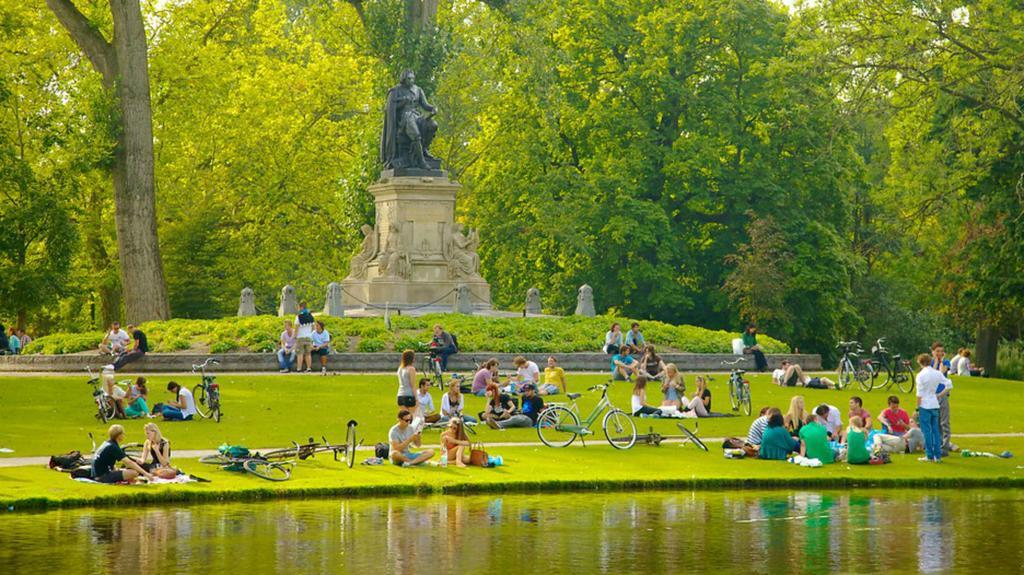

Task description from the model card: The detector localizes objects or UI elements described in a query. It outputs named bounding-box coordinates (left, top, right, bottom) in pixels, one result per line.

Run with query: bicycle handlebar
left=721, top=357, right=748, bottom=366
left=191, top=358, right=220, bottom=372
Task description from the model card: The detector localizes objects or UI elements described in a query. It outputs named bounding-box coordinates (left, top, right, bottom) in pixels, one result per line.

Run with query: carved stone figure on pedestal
left=279, top=284, right=298, bottom=317
left=238, top=287, right=256, bottom=317
left=525, top=288, right=542, bottom=315
left=380, top=70, right=440, bottom=172
left=346, top=224, right=378, bottom=280
left=444, top=223, right=480, bottom=280
left=378, top=221, right=411, bottom=279
left=323, top=282, right=344, bottom=317
left=574, top=284, right=595, bottom=317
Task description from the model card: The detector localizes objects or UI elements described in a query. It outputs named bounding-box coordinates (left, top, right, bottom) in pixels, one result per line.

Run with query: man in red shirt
left=878, top=395, right=910, bottom=434
left=848, top=396, right=873, bottom=429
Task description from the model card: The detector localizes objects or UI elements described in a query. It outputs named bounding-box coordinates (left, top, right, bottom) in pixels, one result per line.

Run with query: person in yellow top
left=541, top=356, right=567, bottom=396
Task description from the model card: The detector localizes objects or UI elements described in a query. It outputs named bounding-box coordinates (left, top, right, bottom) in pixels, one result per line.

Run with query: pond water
left=2, top=489, right=1023, bottom=574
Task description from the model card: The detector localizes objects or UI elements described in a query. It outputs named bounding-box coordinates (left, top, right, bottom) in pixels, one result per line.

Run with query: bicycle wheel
left=740, top=383, right=752, bottom=416
left=836, top=360, right=852, bottom=390
left=345, top=421, right=358, bottom=469
left=862, top=364, right=877, bottom=392
left=96, top=398, right=111, bottom=422
left=602, top=409, right=637, bottom=450
left=897, top=362, right=916, bottom=393
left=677, top=424, right=709, bottom=452
left=122, top=442, right=143, bottom=460
left=199, top=454, right=232, bottom=465
left=536, top=406, right=580, bottom=448
left=729, top=380, right=739, bottom=411
left=192, top=384, right=210, bottom=419
left=243, top=459, right=291, bottom=481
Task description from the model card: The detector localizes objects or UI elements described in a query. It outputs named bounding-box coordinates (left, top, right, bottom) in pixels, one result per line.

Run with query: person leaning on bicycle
left=429, top=324, right=457, bottom=371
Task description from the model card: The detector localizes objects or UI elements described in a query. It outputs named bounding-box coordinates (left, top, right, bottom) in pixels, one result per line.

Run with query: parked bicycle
left=258, top=421, right=361, bottom=469
left=722, top=358, right=752, bottom=416
left=85, top=367, right=129, bottom=422
left=862, top=338, right=915, bottom=393
left=191, top=358, right=222, bottom=422
left=536, top=381, right=637, bottom=449
left=199, top=446, right=293, bottom=481
left=835, top=341, right=867, bottom=391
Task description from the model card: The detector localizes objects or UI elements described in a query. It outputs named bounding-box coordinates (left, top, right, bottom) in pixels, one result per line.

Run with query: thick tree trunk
left=976, top=323, right=999, bottom=377
left=109, top=0, right=170, bottom=323
left=47, top=0, right=170, bottom=324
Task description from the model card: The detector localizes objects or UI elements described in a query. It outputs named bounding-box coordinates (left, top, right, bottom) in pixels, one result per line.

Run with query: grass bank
left=4, top=438, right=1023, bottom=511
left=22, top=314, right=789, bottom=355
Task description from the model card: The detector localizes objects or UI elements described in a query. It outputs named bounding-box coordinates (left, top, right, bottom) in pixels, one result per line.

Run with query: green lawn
left=1, top=372, right=1021, bottom=458
left=2, top=372, right=1022, bottom=510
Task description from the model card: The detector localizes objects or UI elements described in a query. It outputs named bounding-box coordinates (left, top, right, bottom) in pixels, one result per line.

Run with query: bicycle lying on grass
left=635, top=422, right=709, bottom=451
left=259, top=421, right=361, bottom=469
left=537, top=381, right=637, bottom=449
left=199, top=447, right=294, bottom=481
left=191, top=358, right=222, bottom=422
left=722, top=358, right=752, bottom=416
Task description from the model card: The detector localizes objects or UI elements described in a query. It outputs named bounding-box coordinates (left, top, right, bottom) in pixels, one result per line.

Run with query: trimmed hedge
left=21, top=314, right=789, bottom=355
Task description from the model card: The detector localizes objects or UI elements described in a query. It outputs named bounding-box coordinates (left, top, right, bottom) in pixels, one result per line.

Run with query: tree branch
left=344, top=0, right=366, bottom=26
left=45, top=0, right=115, bottom=87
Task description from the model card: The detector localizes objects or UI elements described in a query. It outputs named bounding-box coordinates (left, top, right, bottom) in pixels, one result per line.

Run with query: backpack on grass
left=374, top=442, right=390, bottom=459
left=49, top=450, right=86, bottom=470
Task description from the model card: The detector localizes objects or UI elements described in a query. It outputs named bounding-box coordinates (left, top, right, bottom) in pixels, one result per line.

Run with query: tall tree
left=46, top=0, right=170, bottom=323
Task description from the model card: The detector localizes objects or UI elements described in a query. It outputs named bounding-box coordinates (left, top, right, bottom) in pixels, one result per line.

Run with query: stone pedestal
left=342, top=173, right=491, bottom=311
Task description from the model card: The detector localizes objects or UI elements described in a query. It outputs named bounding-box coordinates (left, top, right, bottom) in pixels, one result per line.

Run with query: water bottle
left=440, top=442, right=448, bottom=468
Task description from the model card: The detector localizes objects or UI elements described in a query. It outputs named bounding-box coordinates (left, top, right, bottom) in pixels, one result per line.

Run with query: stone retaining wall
left=0, top=352, right=821, bottom=373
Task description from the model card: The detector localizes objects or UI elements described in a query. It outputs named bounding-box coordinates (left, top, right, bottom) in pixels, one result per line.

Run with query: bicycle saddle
left=567, top=393, right=582, bottom=400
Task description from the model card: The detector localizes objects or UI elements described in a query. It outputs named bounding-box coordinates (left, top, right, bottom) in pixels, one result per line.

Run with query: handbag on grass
left=469, top=442, right=489, bottom=467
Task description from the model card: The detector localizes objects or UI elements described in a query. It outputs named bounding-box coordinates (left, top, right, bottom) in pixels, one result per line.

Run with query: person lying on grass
left=799, top=405, right=836, bottom=464
left=759, top=410, right=799, bottom=461
left=389, top=409, right=434, bottom=467
left=161, top=381, right=198, bottom=421
left=777, top=362, right=836, bottom=389
left=135, top=422, right=178, bottom=479
left=842, top=416, right=871, bottom=464
left=91, top=424, right=154, bottom=483
left=440, top=417, right=471, bottom=467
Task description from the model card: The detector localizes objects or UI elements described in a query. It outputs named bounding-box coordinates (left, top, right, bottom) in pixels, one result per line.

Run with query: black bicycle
left=259, top=420, right=360, bottom=469
left=863, top=338, right=915, bottom=393
left=192, top=358, right=222, bottom=422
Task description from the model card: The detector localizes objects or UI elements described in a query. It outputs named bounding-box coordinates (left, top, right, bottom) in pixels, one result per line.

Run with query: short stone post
left=237, top=287, right=256, bottom=317
left=525, top=287, right=542, bottom=315
left=453, top=284, right=473, bottom=314
left=574, top=284, right=595, bottom=317
left=278, top=284, right=298, bottom=317
left=323, top=282, right=344, bottom=317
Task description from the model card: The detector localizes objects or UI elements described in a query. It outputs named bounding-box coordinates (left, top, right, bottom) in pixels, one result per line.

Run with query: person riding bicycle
left=429, top=324, right=457, bottom=372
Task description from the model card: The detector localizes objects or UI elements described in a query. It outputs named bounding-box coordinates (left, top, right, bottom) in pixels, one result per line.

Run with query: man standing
left=294, top=302, right=316, bottom=373
left=916, top=353, right=950, bottom=462
left=99, top=322, right=130, bottom=355
left=931, top=342, right=957, bottom=455
left=389, top=409, right=434, bottom=466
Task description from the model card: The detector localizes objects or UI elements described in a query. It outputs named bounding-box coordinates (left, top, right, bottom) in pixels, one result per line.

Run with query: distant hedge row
left=22, top=314, right=789, bottom=355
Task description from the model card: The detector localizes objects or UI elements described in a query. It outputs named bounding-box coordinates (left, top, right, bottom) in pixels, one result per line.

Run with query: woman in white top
left=631, top=376, right=661, bottom=417
left=441, top=380, right=477, bottom=423
left=603, top=323, right=623, bottom=354
left=957, top=350, right=973, bottom=376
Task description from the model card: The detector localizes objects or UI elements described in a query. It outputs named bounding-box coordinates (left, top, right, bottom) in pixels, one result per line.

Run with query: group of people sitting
left=90, top=423, right=177, bottom=483
left=0, top=324, right=31, bottom=354
left=98, top=321, right=149, bottom=371
left=277, top=302, right=332, bottom=374
left=101, top=371, right=199, bottom=421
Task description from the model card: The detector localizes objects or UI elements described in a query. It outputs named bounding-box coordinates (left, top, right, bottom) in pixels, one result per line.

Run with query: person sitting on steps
left=741, top=324, right=768, bottom=372
left=623, top=323, right=646, bottom=355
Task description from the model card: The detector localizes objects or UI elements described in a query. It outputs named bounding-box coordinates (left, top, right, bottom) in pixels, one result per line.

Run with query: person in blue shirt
left=311, top=321, right=332, bottom=375
left=8, top=327, right=21, bottom=355
left=611, top=352, right=636, bottom=381
left=623, top=323, right=646, bottom=354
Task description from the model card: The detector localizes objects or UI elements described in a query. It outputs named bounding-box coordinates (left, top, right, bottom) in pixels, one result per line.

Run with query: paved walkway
left=2, top=432, right=1020, bottom=469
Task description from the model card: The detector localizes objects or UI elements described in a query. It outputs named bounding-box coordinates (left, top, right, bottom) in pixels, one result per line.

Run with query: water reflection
left=1, top=490, right=1021, bottom=574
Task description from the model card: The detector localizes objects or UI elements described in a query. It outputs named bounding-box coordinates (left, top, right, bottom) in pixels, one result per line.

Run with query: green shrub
left=210, top=340, right=236, bottom=354
left=357, top=338, right=386, bottom=353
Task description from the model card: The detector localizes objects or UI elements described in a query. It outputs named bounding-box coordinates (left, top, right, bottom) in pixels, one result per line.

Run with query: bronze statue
left=380, top=69, right=440, bottom=171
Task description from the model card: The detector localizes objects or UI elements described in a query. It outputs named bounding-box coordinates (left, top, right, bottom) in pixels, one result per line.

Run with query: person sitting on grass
left=123, top=377, right=149, bottom=419
left=161, top=381, right=198, bottom=421
left=842, top=416, right=871, bottom=464
left=661, top=363, right=685, bottom=409
left=102, top=369, right=127, bottom=419
left=91, top=424, right=154, bottom=484
left=848, top=396, right=873, bottom=429
left=389, top=409, right=434, bottom=467
left=277, top=320, right=297, bottom=373
left=784, top=395, right=808, bottom=437
left=878, top=395, right=910, bottom=434
left=611, top=350, right=637, bottom=381
left=416, top=378, right=440, bottom=424
left=759, top=410, right=800, bottom=461
left=310, top=321, right=331, bottom=375
left=639, top=345, right=666, bottom=383
left=472, top=358, right=499, bottom=397
left=440, top=417, right=471, bottom=467
left=138, top=422, right=178, bottom=478
left=820, top=403, right=844, bottom=441
left=623, top=323, right=646, bottom=354
left=540, top=356, right=566, bottom=396
left=873, top=412, right=925, bottom=456
left=603, top=322, right=623, bottom=355
left=441, top=380, right=476, bottom=423
left=510, top=356, right=541, bottom=392
left=682, top=376, right=712, bottom=417
left=485, top=383, right=537, bottom=429
left=799, top=405, right=836, bottom=464
left=631, top=376, right=663, bottom=417
left=746, top=407, right=773, bottom=447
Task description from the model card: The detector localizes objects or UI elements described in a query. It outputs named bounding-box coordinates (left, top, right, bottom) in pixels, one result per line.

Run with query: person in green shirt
left=799, top=405, right=836, bottom=463
left=759, top=410, right=799, bottom=460
left=741, top=325, right=768, bottom=371
left=844, top=416, right=871, bottom=464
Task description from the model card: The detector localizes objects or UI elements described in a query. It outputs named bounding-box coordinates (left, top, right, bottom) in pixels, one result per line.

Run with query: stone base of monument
left=340, top=173, right=492, bottom=313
